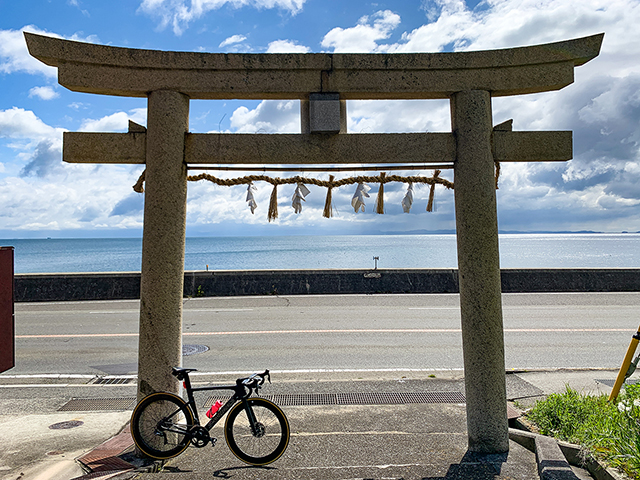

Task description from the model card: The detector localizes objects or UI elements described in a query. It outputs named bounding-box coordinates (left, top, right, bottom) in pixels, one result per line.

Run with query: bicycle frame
left=180, top=371, right=261, bottom=432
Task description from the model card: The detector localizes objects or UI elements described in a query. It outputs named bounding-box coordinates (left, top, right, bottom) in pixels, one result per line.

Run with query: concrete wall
left=13, top=268, right=640, bottom=302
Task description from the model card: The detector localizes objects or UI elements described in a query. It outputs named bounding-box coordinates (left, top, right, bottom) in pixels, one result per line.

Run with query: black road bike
left=130, top=367, right=290, bottom=465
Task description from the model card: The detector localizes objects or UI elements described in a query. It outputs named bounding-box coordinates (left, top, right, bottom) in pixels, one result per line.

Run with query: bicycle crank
left=189, top=426, right=211, bottom=448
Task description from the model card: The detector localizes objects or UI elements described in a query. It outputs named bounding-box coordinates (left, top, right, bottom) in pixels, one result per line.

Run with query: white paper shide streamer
left=401, top=182, right=414, bottom=213
left=351, top=183, right=370, bottom=213
left=291, top=182, right=311, bottom=214
left=246, top=182, right=258, bottom=214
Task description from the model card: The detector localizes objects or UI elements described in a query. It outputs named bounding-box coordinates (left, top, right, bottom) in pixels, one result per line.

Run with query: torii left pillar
left=137, top=90, right=189, bottom=399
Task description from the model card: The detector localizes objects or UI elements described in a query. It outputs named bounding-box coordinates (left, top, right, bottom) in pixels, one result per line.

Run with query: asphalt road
left=7, top=292, right=640, bottom=376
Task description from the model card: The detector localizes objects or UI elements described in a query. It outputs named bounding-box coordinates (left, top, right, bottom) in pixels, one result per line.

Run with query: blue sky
left=1, top=0, right=639, bottom=238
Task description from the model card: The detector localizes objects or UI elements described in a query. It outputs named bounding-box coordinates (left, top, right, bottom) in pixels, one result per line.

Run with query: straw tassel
left=133, top=169, right=146, bottom=193
left=427, top=170, right=440, bottom=212
left=267, top=184, right=278, bottom=222
left=375, top=172, right=386, bottom=214
left=323, top=175, right=335, bottom=218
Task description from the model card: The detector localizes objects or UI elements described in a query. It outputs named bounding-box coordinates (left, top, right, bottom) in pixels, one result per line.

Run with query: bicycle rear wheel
left=131, top=392, right=195, bottom=459
left=224, top=397, right=290, bottom=465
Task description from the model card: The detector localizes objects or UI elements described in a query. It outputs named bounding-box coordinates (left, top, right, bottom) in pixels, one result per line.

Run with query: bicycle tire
left=130, top=392, right=195, bottom=459
left=224, top=397, right=290, bottom=465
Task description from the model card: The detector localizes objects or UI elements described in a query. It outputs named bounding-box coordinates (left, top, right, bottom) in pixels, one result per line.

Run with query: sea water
left=2, top=234, right=639, bottom=274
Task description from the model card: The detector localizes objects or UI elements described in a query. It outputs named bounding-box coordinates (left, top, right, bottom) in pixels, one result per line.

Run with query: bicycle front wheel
left=225, top=397, right=290, bottom=465
left=130, top=392, right=195, bottom=459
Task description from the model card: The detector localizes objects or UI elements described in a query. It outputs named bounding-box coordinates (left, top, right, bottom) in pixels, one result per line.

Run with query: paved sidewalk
left=101, top=369, right=619, bottom=480
left=0, top=368, right=623, bottom=480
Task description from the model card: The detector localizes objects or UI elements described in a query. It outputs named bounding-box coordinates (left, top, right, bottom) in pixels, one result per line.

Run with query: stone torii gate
left=26, top=32, right=602, bottom=453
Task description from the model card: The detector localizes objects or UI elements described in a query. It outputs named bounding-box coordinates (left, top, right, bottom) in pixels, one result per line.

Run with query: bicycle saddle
left=172, top=366, right=198, bottom=378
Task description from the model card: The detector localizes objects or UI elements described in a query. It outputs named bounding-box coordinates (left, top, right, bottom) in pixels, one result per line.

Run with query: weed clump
left=527, top=384, right=640, bottom=478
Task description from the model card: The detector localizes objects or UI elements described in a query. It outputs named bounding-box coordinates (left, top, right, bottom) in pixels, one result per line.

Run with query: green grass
left=526, top=384, right=640, bottom=478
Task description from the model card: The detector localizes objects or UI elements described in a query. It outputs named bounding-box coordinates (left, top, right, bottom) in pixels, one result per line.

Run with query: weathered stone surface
left=137, top=90, right=189, bottom=401
left=453, top=90, right=509, bottom=453
left=24, top=32, right=603, bottom=99
left=63, top=132, right=146, bottom=164
left=536, top=435, right=579, bottom=480
left=493, top=130, right=572, bottom=162
left=62, top=130, right=572, bottom=165
left=185, top=132, right=455, bottom=165
left=128, top=120, right=146, bottom=133
left=308, top=93, right=342, bottom=133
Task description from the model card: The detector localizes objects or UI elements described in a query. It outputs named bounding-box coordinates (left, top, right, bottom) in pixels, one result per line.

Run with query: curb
left=71, top=424, right=164, bottom=480
left=509, top=428, right=628, bottom=480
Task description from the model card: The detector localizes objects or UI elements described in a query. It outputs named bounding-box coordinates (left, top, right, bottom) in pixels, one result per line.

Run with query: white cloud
left=380, top=0, right=638, bottom=56
left=219, top=34, right=247, bottom=47
left=266, top=39, right=310, bottom=53
left=67, top=0, right=90, bottom=16
left=0, top=164, right=147, bottom=231
left=0, top=107, right=146, bottom=231
left=28, top=86, right=59, bottom=100
left=0, top=26, right=59, bottom=78
left=0, top=26, right=100, bottom=79
left=321, top=10, right=401, bottom=53
left=312, top=1, right=640, bottom=232
left=68, top=102, right=88, bottom=110
left=0, top=107, right=64, bottom=141
left=2, top=1, right=639, bottom=234
left=138, top=0, right=306, bottom=35
left=229, top=100, right=299, bottom=133
left=79, top=108, right=147, bottom=132
left=348, top=100, right=450, bottom=133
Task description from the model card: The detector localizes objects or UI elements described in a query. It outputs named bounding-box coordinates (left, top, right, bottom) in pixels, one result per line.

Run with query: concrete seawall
left=13, top=268, right=640, bottom=302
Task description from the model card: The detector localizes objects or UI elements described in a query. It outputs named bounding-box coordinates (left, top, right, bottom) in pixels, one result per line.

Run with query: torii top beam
left=24, top=32, right=603, bottom=100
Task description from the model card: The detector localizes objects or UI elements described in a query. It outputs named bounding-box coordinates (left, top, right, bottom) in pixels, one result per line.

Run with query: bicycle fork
left=241, top=399, right=265, bottom=437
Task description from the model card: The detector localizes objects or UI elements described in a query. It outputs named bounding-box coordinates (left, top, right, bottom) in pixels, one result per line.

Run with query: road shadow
left=212, top=465, right=276, bottom=478
left=422, top=451, right=510, bottom=480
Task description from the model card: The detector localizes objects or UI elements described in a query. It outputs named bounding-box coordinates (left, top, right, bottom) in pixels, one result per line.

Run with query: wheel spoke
left=131, top=393, right=194, bottom=459
left=225, top=398, right=289, bottom=465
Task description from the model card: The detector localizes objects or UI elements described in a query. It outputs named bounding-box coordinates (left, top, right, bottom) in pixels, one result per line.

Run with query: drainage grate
left=267, top=393, right=340, bottom=407
left=210, top=391, right=466, bottom=407
left=58, top=397, right=136, bottom=412
left=202, top=395, right=232, bottom=409
left=93, top=377, right=135, bottom=385
left=337, top=391, right=465, bottom=405
left=60, top=391, right=466, bottom=412
left=183, top=344, right=210, bottom=356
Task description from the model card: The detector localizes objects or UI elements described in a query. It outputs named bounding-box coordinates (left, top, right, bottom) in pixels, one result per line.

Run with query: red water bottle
left=206, top=400, right=223, bottom=419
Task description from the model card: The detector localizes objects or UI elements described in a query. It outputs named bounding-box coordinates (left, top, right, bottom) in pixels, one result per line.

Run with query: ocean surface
left=2, top=234, right=639, bottom=274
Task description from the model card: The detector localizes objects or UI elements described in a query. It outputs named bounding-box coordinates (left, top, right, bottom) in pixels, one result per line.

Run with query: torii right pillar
left=452, top=90, right=508, bottom=452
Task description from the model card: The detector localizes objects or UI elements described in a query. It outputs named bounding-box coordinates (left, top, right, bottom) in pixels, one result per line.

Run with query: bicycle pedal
left=210, top=437, right=217, bottom=447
